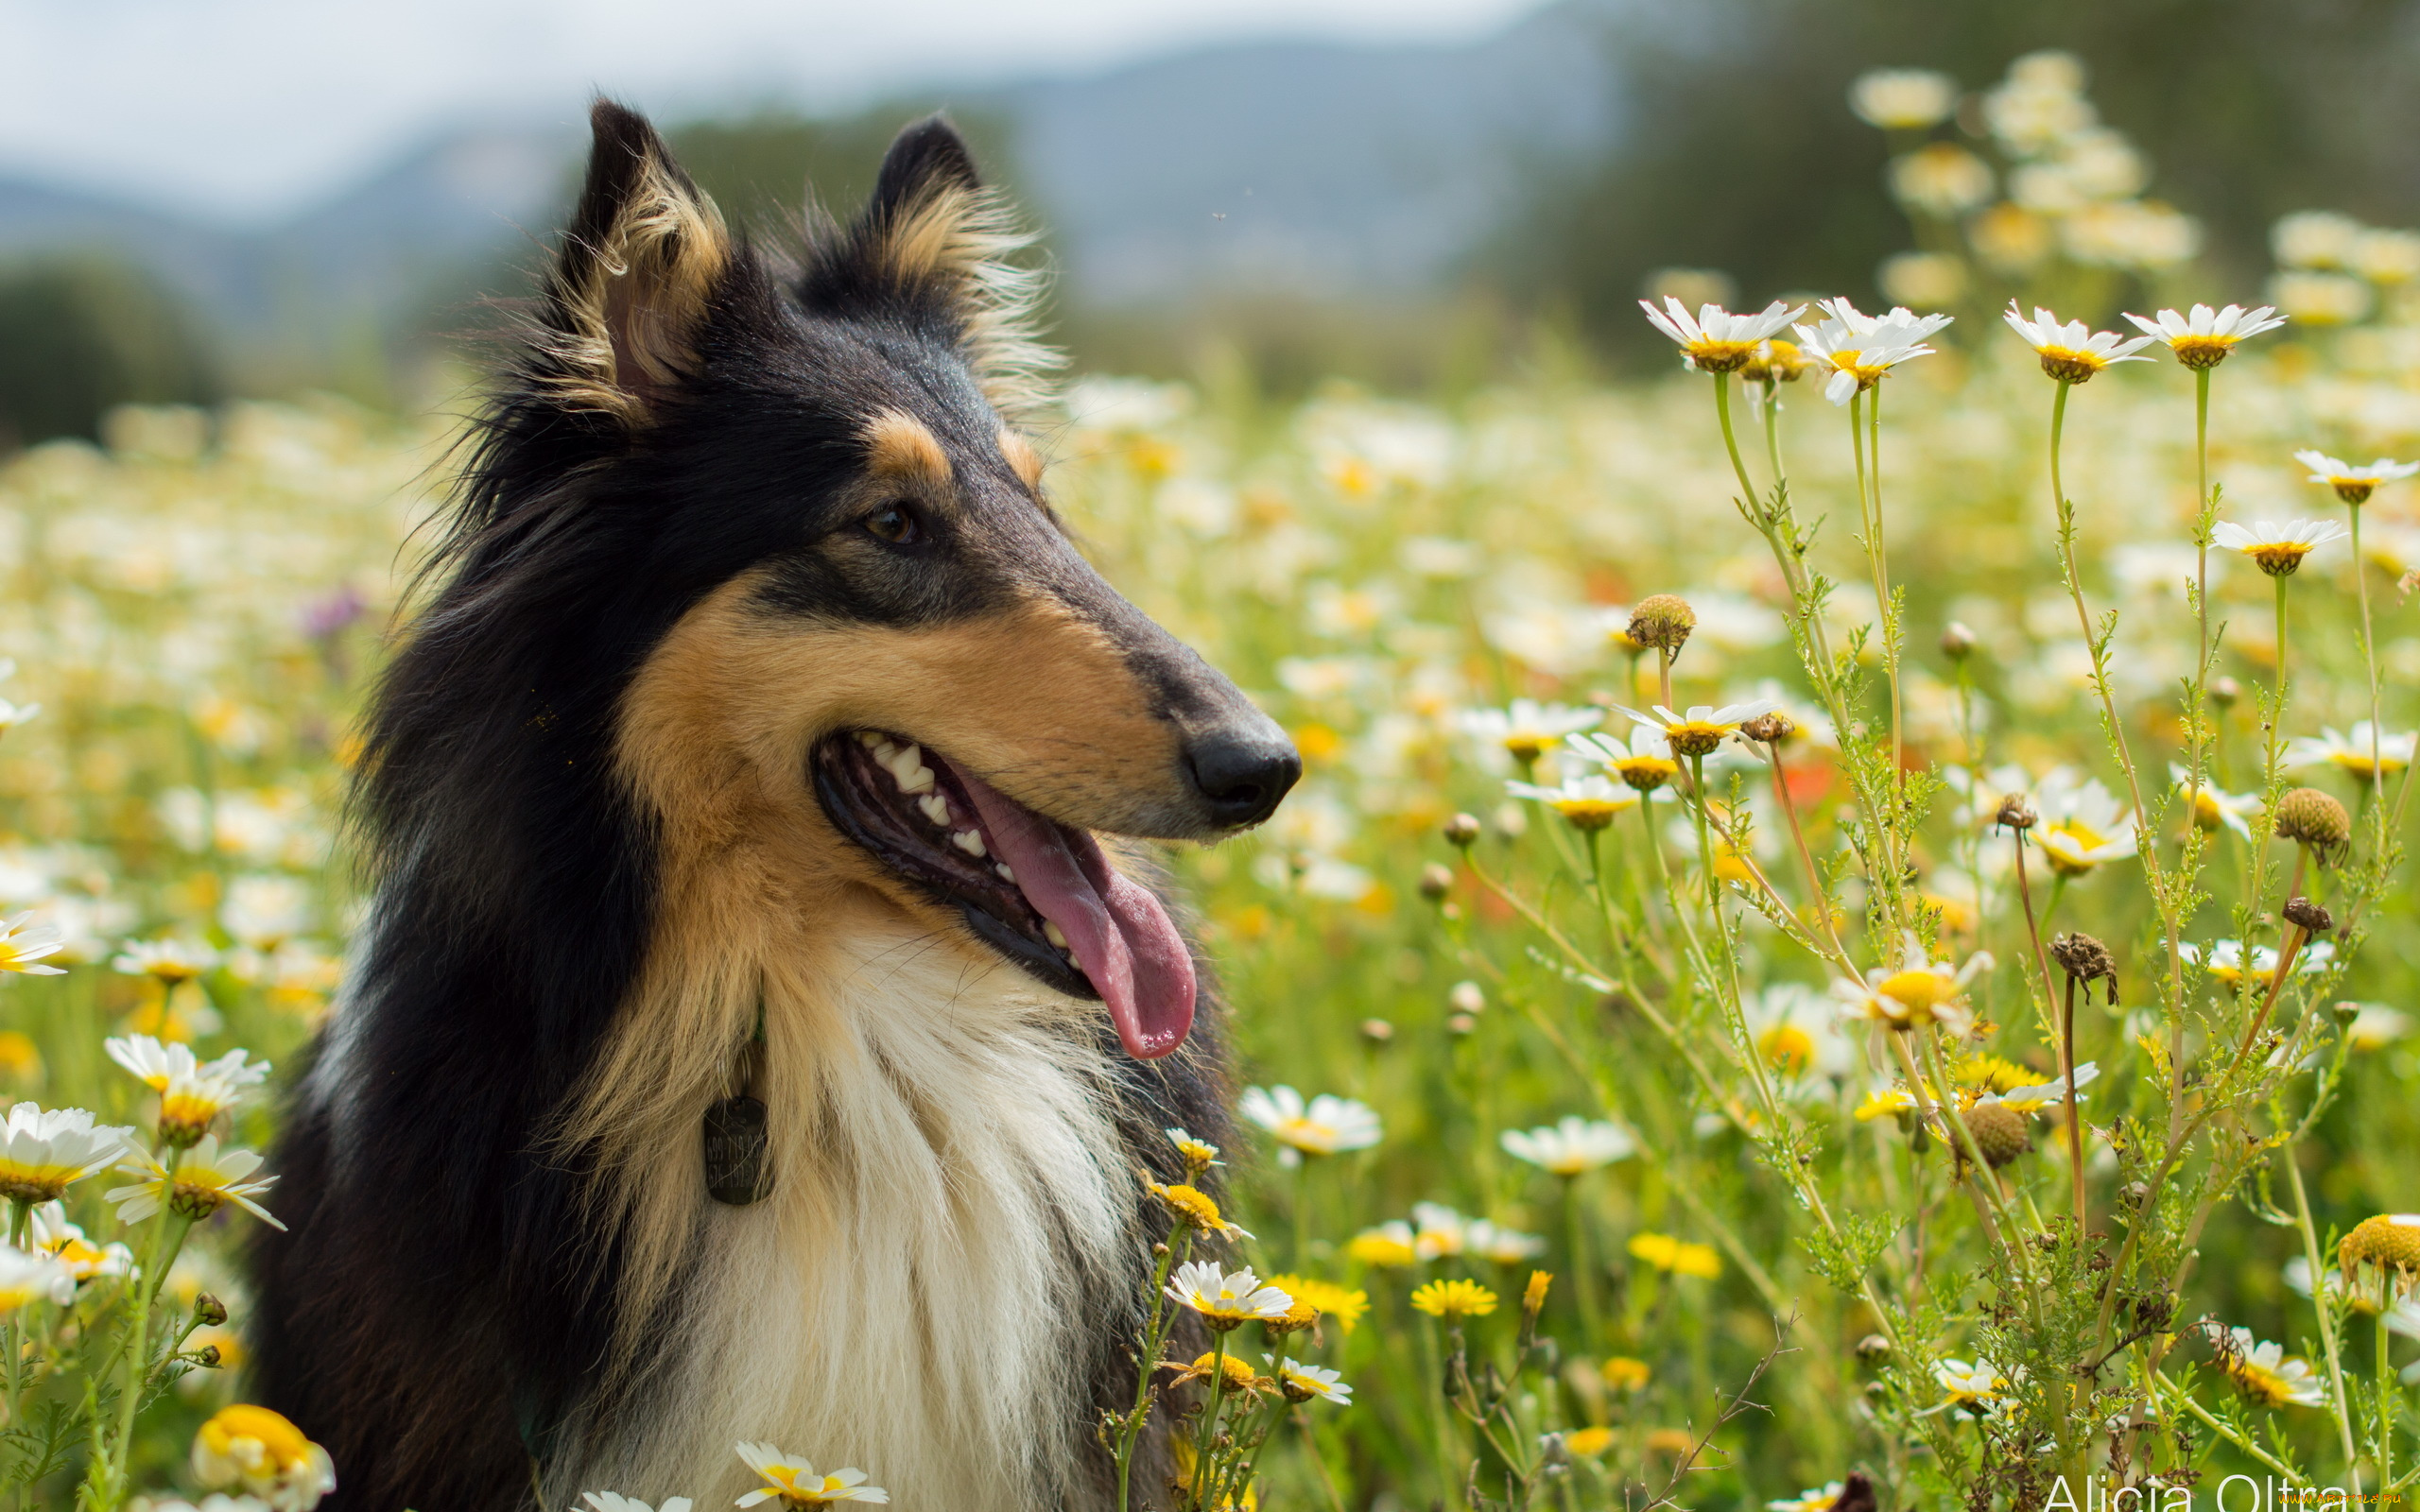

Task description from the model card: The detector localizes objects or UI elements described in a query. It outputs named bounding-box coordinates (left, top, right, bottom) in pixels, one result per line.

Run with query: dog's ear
left=530, top=100, right=731, bottom=421
left=813, top=115, right=1058, bottom=420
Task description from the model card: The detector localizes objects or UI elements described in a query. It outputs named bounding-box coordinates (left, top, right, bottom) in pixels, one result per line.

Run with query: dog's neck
left=551, top=867, right=1138, bottom=1511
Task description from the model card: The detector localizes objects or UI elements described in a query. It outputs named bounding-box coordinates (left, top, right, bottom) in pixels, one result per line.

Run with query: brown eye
left=863, top=503, right=920, bottom=544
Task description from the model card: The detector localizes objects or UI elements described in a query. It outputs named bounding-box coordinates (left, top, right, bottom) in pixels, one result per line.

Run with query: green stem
left=95, top=1211, right=193, bottom=1510
left=1868, top=383, right=1904, bottom=791
left=2380, top=1306, right=2397, bottom=1493
left=2351, top=504, right=2387, bottom=864
left=1192, top=1331, right=1230, bottom=1511
left=1117, top=1229, right=1193, bottom=1512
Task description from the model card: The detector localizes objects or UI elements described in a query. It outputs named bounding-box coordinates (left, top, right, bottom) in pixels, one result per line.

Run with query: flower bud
left=2209, top=675, right=2241, bottom=708
left=1358, top=1017, right=1395, bottom=1045
left=1418, top=863, right=1455, bottom=901
left=1449, top=981, right=1486, bottom=1015
left=193, top=1344, right=222, bottom=1369
left=2282, top=896, right=2335, bottom=936
left=1443, top=813, right=1482, bottom=848
left=2273, top=787, right=2350, bottom=854
left=194, top=1293, right=228, bottom=1328
left=1855, top=1333, right=1892, bottom=1365
left=1626, top=594, right=1697, bottom=655
left=1940, top=621, right=1978, bottom=661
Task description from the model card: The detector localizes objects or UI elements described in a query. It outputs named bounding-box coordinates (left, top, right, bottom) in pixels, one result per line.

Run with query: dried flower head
left=1995, top=794, right=2038, bottom=831
left=1626, top=594, right=1697, bottom=654
left=2273, top=788, right=2351, bottom=856
left=2050, top=933, right=2119, bottom=1003
left=1958, top=1101, right=2031, bottom=1169
left=2282, top=896, right=2335, bottom=936
left=2339, top=1214, right=2420, bottom=1298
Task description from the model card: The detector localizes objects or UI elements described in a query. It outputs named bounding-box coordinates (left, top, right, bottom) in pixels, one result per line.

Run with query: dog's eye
left=862, top=503, right=920, bottom=545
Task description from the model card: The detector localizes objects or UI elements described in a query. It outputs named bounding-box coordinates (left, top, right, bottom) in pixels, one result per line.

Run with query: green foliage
left=0, top=260, right=219, bottom=449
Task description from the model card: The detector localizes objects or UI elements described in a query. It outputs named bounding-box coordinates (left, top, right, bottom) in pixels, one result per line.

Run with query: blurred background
left=6, top=0, right=2420, bottom=444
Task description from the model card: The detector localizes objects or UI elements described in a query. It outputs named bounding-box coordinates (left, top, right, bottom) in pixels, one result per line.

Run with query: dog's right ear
left=529, top=101, right=731, bottom=423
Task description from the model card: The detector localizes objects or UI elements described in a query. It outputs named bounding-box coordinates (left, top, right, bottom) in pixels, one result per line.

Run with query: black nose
left=1183, top=728, right=1301, bottom=829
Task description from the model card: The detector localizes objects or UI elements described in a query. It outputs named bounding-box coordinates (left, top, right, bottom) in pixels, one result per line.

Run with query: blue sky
left=1, top=0, right=1544, bottom=222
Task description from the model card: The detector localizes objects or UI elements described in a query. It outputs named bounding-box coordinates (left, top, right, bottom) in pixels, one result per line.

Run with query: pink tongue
left=959, top=773, right=1198, bottom=1059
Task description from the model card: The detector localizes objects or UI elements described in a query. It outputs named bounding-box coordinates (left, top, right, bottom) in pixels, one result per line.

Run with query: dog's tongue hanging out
left=958, top=773, right=1197, bottom=1058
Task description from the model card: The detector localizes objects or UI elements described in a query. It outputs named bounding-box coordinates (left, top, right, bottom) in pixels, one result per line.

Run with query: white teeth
left=1044, top=920, right=1069, bottom=949
left=952, top=829, right=987, bottom=857
left=882, top=743, right=935, bottom=795
left=994, top=863, right=1016, bottom=883
left=856, top=730, right=884, bottom=747
left=898, top=766, right=935, bottom=795
left=917, top=794, right=950, bottom=826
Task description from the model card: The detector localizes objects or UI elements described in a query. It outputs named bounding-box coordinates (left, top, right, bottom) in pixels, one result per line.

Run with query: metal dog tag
left=703, top=1095, right=773, bottom=1206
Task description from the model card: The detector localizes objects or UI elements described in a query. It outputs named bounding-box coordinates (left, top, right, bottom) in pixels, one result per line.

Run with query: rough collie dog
left=251, top=102, right=1297, bottom=1512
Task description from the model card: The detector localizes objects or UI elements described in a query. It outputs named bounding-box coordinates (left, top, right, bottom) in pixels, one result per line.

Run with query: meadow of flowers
left=0, top=48, right=2417, bottom=1512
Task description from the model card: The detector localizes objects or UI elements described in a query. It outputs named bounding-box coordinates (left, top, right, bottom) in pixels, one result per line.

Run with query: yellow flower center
left=1551, top=798, right=1626, bottom=831
left=2035, top=345, right=2108, bottom=384
left=1153, top=1183, right=1228, bottom=1233
left=199, top=1404, right=314, bottom=1474
left=1683, top=337, right=1759, bottom=373
left=2042, top=819, right=2108, bottom=876
left=0, top=1158, right=84, bottom=1204
left=1502, top=733, right=1550, bottom=761
left=1876, top=969, right=1952, bottom=1015
left=2247, top=542, right=2314, bottom=576
left=2168, top=334, right=2238, bottom=369
left=1612, top=756, right=1678, bottom=791
left=1759, top=1023, right=1817, bottom=1075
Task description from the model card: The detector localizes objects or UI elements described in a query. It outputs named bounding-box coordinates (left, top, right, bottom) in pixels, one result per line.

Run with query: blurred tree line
left=1497, top=0, right=2420, bottom=360
left=0, top=260, right=218, bottom=448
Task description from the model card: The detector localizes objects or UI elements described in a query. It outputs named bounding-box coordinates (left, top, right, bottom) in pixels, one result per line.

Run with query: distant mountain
left=0, top=0, right=1627, bottom=358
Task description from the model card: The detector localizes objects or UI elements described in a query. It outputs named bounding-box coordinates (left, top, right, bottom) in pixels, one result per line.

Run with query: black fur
left=251, top=102, right=1245, bottom=1510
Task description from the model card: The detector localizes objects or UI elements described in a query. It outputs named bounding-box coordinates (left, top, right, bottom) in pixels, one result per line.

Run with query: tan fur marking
left=998, top=427, right=1046, bottom=491
left=546, top=573, right=1201, bottom=1507
left=861, top=409, right=952, bottom=488
left=870, top=181, right=1061, bottom=421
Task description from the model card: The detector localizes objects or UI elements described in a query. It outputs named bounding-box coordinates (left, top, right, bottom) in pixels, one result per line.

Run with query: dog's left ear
left=812, top=115, right=1057, bottom=420
left=530, top=100, right=732, bottom=422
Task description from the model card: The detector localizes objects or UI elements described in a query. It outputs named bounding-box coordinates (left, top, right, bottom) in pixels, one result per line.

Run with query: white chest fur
left=553, top=919, right=1137, bottom=1512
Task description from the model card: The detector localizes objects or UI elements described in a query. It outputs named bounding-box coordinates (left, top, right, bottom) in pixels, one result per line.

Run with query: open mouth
left=810, top=730, right=1198, bottom=1059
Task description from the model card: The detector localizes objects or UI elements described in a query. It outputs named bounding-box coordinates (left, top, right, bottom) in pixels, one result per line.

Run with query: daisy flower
left=109, top=1135, right=285, bottom=1230
left=0, top=1102, right=136, bottom=1206
left=1854, top=1087, right=1920, bottom=1122
left=1566, top=728, right=1682, bottom=793
left=1148, top=1181, right=1251, bottom=1241
left=28, top=1200, right=133, bottom=1281
left=1345, top=1222, right=1420, bottom=1268
left=1791, top=298, right=1954, bottom=405
left=1457, top=699, right=1600, bottom=765
left=2212, top=518, right=2349, bottom=577
left=1464, top=1219, right=1548, bottom=1265
left=1237, top=1086, right=1382, bottom=1167
left=734, top=1442, right=889, bottom=1506
left=1164, top=1127, right=1221, bottom=1172
left=582, top=1495, right=694, bottom=1512
left=1409, top=1201, right=1470, bottom=1260
left=0, top=1246, right=74, bottom=1314
left=1616, top=699, right=1782, bottom=759
left=2206, top=1326, right=2328, bottom=1409
left=1850, top=67, right=1957, bottom=129
left=1770, top=1485, right=1852, bottom=1512
left=1262, top=1274, right=1370, bottom=1333
left=1627, top=1232, right=1720, bottom=1279
left=2035, top=772, right=2137, bottom=878
left=1996, top=1062, right=2100, bottom=1114
left=1505, top=773, right=1638, bottom=831
left=2170, top=765, right=2259, bottom=839
left=2286, top=722, right=2417, bottom=783
left=2180, top=938, right=2337, bottom=988
left=0, top=914, right=67, bottom=976
left=1499, top=1116, right=1636, bottom=1176
left=1746, top=983, right=1855, bottom=1079
left=190, top=1404, right=337, bottom=1511
left=2294, top=450, right=2419, bottom=506
left=1409, top=1278, right=1499, bottom=1317
left=1831, top=935, right=1991, bottom=1034
left=2123, top=302, right=2287, bottom=369
left=1637, top=297, right=1805, bottom=373
left=1272, top=1357, right=1355, bottom=1405
left=2002, top=302, right=2155, bottom=383
left=1930, top=1359, right=2010, bottom=1417
left=112, top=937, right=219, bottom=986
left=106, top=1036, right=272, bottom=1146
left=1164, top=1260, right=1292, bottom=1332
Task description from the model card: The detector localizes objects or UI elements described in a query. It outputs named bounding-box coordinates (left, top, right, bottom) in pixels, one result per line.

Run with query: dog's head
left=422, top=102, right=1293, bottom=1060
